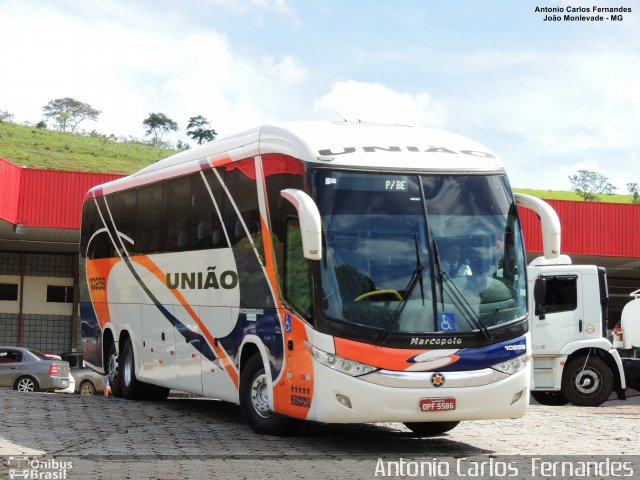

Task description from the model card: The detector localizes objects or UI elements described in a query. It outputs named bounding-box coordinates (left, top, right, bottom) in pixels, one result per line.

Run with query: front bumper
left=307, top=359, right=530, bottom=424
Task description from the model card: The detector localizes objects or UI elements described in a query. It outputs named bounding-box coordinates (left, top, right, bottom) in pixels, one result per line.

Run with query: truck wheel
left=119, top=338, right=145, bottom=400
left=562, top=355, right=613, bottom=407
left=531, top=391, right=568, bottom=406
left=404, top=421, right=460, bottom=436
left=239, top=355, right=292, bottom=435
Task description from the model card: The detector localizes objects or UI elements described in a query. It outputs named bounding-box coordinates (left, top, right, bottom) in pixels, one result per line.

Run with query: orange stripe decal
left=131, top=255, right=239, bottom=387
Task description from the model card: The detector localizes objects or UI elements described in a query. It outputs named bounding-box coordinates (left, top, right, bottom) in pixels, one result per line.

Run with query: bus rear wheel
left=119, top=338, right=145, bottom=400
left=404, top=421, right=460, bottom=436
left=106, top=341, right=122, bottom=397
left=240, top=355, right=292, bottom=435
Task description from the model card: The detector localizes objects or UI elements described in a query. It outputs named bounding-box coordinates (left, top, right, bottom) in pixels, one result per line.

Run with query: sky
left=0, top=0, right=638, bottom=190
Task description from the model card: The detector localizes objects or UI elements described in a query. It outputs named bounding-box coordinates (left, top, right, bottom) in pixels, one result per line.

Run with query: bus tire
left=531, top=390, right=568, bottom=406
left=119, top=337, right=145, bottom=400
left=106, top=341, right=122, bottom=397
left=404, top=421, right=460, bottom=436
left=562, top=355, right=613, bottom=407
left=240, top=355, right=292, bottom=435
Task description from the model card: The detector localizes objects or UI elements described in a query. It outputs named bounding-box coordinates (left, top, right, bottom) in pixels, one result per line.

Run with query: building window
left=0, top=283, right=18, bottom=301
left=47, top=285, right=73, bottom=303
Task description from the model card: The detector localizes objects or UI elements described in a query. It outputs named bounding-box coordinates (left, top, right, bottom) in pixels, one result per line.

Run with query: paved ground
left=1, top=390, right=639, bottom=479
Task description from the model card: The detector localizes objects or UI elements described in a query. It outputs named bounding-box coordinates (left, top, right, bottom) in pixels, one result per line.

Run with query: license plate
left=61, top=380, right=68, bottom=386
left=420, top=397, right=456, bottom=412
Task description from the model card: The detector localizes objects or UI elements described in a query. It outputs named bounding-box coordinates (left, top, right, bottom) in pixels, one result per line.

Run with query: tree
left=186, top=115, right=217, bottom=145
left=0, top=110, right=14, bottom=123
left=176, top=140, right=191, bottom=151
left=143, top=112, right=178, bottom=146
left=568, top=170, right=615, bottom=202
left=42, top=97, right=101, bottom=132
left=628, top=183, right=640, bottom=204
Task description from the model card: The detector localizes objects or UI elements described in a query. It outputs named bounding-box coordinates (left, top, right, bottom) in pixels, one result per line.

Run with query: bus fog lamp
left=511, top=389, right=524, bottom=405
left=336, top=394, right=352, bottom=409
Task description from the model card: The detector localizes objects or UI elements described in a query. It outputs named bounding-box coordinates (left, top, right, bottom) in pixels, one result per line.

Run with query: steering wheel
left=354, top=290, right=403, bottom=302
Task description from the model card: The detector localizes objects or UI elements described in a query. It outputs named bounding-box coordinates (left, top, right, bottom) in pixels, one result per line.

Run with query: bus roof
left=88, top=122, right=504, bottom=196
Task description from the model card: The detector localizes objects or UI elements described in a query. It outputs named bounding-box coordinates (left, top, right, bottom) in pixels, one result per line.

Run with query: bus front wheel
left=240, top=355, right=292, bottom=435
left=404, top=421, right=460, bottom=436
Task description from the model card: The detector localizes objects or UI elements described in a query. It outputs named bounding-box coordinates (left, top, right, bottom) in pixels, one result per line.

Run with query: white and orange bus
left=80, top=122, right=530, bottom=435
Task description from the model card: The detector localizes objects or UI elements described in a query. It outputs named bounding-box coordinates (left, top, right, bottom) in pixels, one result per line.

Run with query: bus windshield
left=312, top=170, right=527, bottom=336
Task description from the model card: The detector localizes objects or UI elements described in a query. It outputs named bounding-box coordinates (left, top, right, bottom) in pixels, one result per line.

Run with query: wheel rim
left=122, top=349, right=133, bottom=388
left=108, top=352, right=119, bottom=384
left=572, top=367, right=601, bottom=396
left=17, top=378, right=35, bottom=392
left=80, top=383, right=94, bottom=395
left=250, top=372, right=274, bottom=418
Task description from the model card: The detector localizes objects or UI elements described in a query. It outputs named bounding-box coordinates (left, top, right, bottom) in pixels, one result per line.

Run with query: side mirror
left=280, top=189, right=322, bottom=261
left=533, top=277, right=547, bottom=318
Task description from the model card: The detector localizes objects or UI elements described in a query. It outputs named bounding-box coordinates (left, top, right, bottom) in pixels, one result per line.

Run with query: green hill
left=512, top=188, right=634, bottom=204
left=0, top=121, right=175, bottom=174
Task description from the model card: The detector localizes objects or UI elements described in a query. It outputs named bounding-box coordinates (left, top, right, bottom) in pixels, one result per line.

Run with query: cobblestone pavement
left=1, top=390, right=639, bottom=479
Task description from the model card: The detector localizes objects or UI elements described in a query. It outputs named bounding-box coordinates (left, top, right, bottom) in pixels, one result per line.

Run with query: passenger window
left=284, top=219, right=312, bottom=319
left=82, top=199, right=113, bottom=260
left=218, top=159, right=263, bottom=261
left=162, top=177, right=191, bottom=252
left=135, top=183, right=163, bottom=255
left=108, top=190, right=137, bottom=254
left=0, top=350, right=21, bottom=363
left=538, top=276, right=578, bottom=314
left=190, top=173, right=220, bottom=250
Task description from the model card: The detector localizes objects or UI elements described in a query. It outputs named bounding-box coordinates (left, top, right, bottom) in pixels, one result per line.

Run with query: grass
left=513, top=188, right=636, bottom=204
left=0, top=121, right=175, bottom=174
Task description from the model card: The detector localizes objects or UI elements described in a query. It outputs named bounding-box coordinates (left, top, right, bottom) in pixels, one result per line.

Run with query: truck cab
left=528, top=261, right=626, bottom=406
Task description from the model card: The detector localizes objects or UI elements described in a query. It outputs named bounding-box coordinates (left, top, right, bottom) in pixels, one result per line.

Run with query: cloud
left=314, top=80, right=450, bottom=127
left=202, top=0, right=301, bottom=27
left=262, top=55, right=308, bottom=85
left=0, top=1, right=310, bottom=142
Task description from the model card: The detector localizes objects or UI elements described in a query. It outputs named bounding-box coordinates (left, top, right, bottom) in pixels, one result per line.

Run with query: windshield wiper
left=433, top=240, right=494, bottom=342
left=378, top=234, right=424, bottom=342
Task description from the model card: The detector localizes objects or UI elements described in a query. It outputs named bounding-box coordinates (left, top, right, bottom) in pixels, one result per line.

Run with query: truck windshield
left=312, top=170, right=527, bottom=335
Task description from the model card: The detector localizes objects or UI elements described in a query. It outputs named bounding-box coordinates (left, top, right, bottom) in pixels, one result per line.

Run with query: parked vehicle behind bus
left=80, top=122, right=531, bottom=435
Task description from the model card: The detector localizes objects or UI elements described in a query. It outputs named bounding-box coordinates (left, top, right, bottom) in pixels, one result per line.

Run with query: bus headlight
left=492, top=354, right=529, bottom=375
left=310, top=346, right=378, bottom=377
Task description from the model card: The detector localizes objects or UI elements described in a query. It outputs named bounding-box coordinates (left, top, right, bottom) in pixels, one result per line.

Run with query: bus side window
left=284, top=218, right=312, bottom=319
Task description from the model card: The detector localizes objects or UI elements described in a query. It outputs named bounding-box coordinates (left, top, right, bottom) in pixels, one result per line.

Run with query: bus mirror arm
left=281, top=189, right=323, bottom=261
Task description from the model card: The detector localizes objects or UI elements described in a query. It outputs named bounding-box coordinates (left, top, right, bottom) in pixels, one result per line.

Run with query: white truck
left=515, top=193, right=640, bottom=406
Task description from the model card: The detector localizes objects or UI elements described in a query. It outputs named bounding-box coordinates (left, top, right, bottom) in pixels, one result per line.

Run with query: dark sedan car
left=0, top=346, right=70, bottom=392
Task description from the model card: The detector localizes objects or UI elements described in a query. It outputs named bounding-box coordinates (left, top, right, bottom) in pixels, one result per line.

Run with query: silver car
left=0, top=347, right=70, bottom=392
